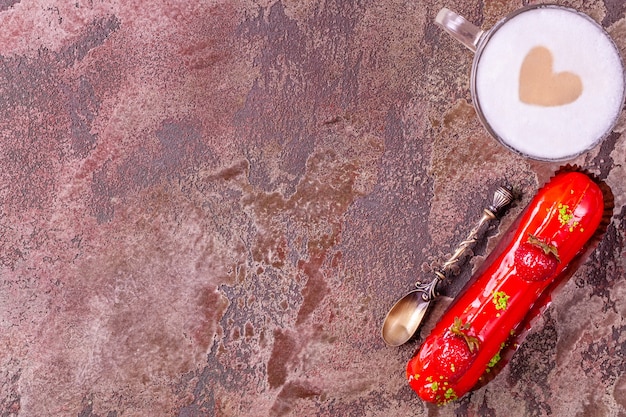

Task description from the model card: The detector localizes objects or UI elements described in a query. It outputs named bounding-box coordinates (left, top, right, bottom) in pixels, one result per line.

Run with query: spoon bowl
left=381, top=290, right=431, bottom=346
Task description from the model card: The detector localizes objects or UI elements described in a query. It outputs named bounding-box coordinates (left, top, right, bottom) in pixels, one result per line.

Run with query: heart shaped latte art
left=519, top=46, right=583, bottom=106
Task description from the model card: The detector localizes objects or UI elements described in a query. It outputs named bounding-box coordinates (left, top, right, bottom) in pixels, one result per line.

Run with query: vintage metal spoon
left=381, top=185, right=514, bottom=347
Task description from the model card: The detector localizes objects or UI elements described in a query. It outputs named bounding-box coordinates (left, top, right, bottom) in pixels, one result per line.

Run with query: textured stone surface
left=0, top=1, right=624, bottom=416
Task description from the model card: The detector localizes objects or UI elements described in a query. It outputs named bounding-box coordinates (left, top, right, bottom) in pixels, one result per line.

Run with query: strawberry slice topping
left=407, top=318, right=479, bottom=404
left=514, top=235, right=560, bottom=282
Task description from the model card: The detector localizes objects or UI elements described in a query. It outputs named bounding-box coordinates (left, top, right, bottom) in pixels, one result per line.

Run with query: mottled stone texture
left=0, top=1, right=624, bottom=416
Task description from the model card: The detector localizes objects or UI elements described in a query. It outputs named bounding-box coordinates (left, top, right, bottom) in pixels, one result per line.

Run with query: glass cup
left=435, top=5, right=625, bottom=161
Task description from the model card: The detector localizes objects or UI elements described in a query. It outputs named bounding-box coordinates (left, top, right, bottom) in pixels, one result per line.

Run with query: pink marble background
left=0, top=1, right=625, bottom=416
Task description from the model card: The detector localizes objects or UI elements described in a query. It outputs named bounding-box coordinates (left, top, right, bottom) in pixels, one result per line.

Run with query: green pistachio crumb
left=487, top=351, right=501, bottom=369
left=558, top=204, right=574, bottom=226
left=493, top=291, right=510, bottom=311
left=444, top=388, right=458, bottom=401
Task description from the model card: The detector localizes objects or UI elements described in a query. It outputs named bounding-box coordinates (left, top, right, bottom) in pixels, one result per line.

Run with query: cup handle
left=435, top=8, right=484, bottom=53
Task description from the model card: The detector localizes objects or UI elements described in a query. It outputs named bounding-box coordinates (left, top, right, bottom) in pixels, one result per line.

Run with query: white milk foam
left=474, top=7, right=624, bottom=160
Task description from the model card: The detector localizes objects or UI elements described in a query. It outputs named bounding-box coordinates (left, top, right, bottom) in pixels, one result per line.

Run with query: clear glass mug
left=435, top=5, right=625, bottom=161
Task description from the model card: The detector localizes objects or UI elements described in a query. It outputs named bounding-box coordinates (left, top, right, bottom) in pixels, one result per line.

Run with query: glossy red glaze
left=406, top=171, right=605, bottom=404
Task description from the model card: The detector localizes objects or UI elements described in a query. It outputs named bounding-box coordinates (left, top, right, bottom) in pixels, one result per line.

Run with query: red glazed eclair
left=406, top=171, right=605, bottom=404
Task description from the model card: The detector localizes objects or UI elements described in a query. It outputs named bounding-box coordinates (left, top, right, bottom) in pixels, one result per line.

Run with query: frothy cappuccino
left=472, top=6, right=624, bottom=161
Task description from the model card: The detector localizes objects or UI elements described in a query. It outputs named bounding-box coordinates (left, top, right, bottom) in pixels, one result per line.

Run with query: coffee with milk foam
left=474, top=7, right=624, bottom=161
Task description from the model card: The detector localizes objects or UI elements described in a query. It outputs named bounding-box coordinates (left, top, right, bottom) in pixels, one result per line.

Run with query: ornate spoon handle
left=416, top=185, right=514, bottom=301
